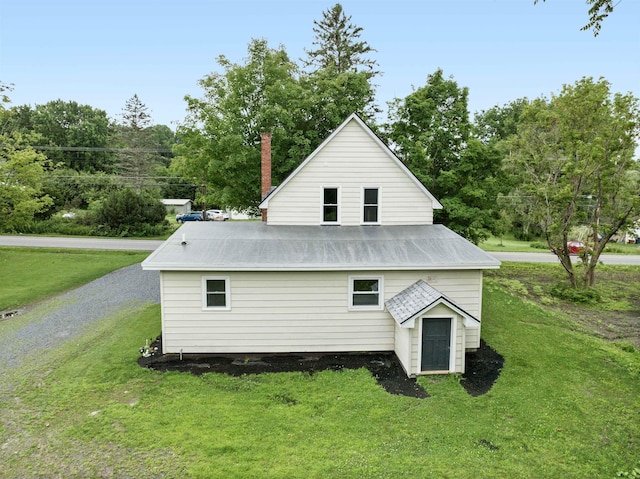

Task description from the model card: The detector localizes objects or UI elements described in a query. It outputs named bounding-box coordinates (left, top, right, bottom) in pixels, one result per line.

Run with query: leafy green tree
left=5, top=100, right=114, bottom=172
left=0, top=84, right=53, bottom=231
left=534, top=0, right=616, bottom=36
left=436, top=139, right=505, bottom=244
left=506, top=77, right=640, bottom=287
left=148, top=124, right=176, bottom=167
left=473, top=99, right=528, bottom=145
left=43, top=168, right=120, bottom=212
left=386, top=69, right=471, bottom=189
left=385, top=69, right=502, bottom=243
left=174, top=39, right=310, bottom=211
left=473, top=99, right=530, bottom=239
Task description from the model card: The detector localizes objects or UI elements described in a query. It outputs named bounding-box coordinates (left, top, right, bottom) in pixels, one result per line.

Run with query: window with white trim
left=362, top=187, right=379, bottom=224
left=322, top=187, right=339, bottom=223
left=202, top=276, right=230, bottom=310
left=349, top=276, right=383, bottom=310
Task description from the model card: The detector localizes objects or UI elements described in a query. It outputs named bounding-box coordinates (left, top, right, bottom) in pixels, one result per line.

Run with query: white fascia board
left=399, top=298, right=480, bottom=329
left=141, top=263, right=501, bottom=272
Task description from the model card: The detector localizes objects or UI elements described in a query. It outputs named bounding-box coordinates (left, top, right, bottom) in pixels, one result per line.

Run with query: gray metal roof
left=385, top=279, right=480, bottom=327
left=142, top=222, right=500, bottom=272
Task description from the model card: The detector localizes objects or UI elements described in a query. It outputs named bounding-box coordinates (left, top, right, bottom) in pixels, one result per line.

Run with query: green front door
left=421, top=318, right=451, bottom=371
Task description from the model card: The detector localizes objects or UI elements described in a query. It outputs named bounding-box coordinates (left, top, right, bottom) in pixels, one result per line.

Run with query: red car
left=567, top=240, right=589, bottom=255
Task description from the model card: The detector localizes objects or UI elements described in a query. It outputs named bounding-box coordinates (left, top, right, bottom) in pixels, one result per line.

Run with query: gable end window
left=322, top=187, right=339, bottom=223
left=202, top=276, right=230, bottom=310
left=349, top=276, right=383, bottom=310
left=363, top=187, right=379, bottom=224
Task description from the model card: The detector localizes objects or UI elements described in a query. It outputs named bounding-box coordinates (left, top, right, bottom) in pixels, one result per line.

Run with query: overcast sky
left=1, top=0, right=638, bottom=128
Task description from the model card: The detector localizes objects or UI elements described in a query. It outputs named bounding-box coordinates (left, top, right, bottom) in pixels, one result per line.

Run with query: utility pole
left=201, top=183, right=207, bottom=221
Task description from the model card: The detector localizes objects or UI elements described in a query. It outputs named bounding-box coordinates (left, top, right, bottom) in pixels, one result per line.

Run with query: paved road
left=1, top=235, right=639, bottom=265
left=489, top=250, right=640, bottom=265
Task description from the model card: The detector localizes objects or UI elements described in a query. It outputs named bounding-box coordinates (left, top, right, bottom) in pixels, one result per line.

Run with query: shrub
left=550, top=282, right=601, bottom=304
left=530, top=241, right=548, bottom=250
left=96, top=189, right=168, bottom=236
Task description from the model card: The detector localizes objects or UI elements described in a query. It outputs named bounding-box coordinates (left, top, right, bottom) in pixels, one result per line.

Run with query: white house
left=142, top=114, right=500, bottom=377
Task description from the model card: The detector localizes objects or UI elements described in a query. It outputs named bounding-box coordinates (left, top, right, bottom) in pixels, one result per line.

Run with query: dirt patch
left=461, top=339, right=505, bottom=396
left=487, top=264, right=640, bottom=349
left=139, top=336, right=503, bottom=398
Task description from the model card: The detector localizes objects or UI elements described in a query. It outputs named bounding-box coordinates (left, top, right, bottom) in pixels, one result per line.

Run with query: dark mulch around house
left=139, top=336, right=503, bottom=398
left=460, top=339, right=505, bottom=396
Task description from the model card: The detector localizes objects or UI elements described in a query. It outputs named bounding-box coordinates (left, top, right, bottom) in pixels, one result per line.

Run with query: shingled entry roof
left=385, top=279, right=481, bottom=328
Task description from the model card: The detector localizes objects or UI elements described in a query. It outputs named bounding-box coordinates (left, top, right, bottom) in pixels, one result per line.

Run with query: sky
left=1, top=0, right=638, bottom=129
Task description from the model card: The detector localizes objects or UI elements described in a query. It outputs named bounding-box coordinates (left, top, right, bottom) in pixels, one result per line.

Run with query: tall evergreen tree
left=302, top=3, right=379, bottom=79
left=113, top=94, right=160, bottom=193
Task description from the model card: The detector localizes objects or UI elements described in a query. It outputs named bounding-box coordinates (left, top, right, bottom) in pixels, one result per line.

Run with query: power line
left=2, top=144, right=173, bottom=153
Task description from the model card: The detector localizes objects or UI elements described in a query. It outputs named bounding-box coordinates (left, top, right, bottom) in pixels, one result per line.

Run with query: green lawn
left=1, top=263, right=639, bottom=477
left=0, top=247, right=148, bottom=311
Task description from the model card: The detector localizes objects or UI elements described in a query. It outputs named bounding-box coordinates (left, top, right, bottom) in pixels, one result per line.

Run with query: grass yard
left=0, top=247, right=148, bottom=311
left=0, top=263, right=639, bottom=478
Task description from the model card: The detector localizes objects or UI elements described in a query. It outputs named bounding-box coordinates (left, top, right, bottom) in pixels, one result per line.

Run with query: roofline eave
left=141, top=263, right=501, bottom=272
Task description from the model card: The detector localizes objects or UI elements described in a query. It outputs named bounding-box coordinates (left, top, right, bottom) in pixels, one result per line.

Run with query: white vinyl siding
left=266, top=120, right=434, bottom=225
left=159, top=269, right=483, bottom=357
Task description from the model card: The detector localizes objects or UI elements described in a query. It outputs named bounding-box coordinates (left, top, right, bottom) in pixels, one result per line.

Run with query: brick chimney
left=260, top=132, right=271, bottom=222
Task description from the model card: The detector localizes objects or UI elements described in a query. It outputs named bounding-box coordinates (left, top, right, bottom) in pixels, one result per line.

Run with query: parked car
left=176, top=211, right=204, bottom=223
left=567, top=240, right=590, bottom=255
left=206, top=209, right=230, bottom=221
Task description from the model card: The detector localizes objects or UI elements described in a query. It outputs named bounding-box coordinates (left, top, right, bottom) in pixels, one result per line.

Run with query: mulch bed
left=139, top=336, right=503, bottom=398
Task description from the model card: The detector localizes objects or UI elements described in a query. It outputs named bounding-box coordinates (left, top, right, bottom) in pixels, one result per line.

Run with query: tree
left=506, top=77, right=640, bottom=287
left=0, top=83, right=53, bottom=231
left=436, top=139, right=505, bottom=244
left=5, top=100, right=114, bottom=173
left=302, top=3, right=380, bottom=123
left=385, top=69, right=502, bottom=243
left=386, top=69, right=471, bottom=189
left=113, top=94, right=162, bottom=193
left=174, top=39, right=311, bottom=211
left=302, top=3, right=379, bottom=79
left=96, top=188, right=166, bottom=236
left=385, top=70, right=498, bottom=243
left=473, top=99, right=528, bottom=145
left=534, top=0, right=617, bottom=36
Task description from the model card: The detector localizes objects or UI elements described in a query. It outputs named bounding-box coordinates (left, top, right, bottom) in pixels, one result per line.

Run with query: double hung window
left=202, top=276, right=230, bottom=310
left=322, top=187, right=339, bottom=223
left=349, top=276, right=383, bottom=310
left=363, top=187, right=379, bottom=224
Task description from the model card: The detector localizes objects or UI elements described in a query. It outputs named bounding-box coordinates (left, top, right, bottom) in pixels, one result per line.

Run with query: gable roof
left=259, top=113, right=443, bottom=209
left=141, top=222, right=500, bottom=272
left=385, top=280, right=481, bottom=329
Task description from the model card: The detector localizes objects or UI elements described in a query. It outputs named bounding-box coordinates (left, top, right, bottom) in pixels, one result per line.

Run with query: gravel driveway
left=0, top=264, right=159, bottom=393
